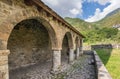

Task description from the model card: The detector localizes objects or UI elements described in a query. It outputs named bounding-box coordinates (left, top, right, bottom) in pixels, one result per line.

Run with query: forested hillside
left=64, top=9, right=120, bottom=44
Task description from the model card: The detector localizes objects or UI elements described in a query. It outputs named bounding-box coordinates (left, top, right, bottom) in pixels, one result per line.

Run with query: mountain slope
left=64, top=9, right=120, bottom=43
left=64, top=17, right=99, bottom=33
left=65, top=8, right=120, bottom=32
left=95, top=9, right=120, bottom=28
left=105, top=8, right=120, bottom=18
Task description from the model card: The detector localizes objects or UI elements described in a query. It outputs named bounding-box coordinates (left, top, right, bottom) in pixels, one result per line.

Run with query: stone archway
left=61, top=32, right=74, bottom=65
left=7, top=18, right=57, bottom=78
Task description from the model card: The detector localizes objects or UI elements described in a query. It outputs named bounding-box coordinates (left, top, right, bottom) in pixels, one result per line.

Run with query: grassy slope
left=65, top=10, right=120, bottom=31
left=95, top=49, right=120, bottom=79
left=95, top=10, right=120, bottom=28
left=64, top=17, right=99, bottom=33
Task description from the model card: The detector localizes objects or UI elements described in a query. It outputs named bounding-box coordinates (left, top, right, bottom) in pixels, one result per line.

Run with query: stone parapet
left=93, top=50, right=112, bottom=79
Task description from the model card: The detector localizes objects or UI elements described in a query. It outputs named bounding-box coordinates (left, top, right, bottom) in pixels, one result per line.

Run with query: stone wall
left=7, top=19, right=52, bottom=70
left=83, top=44, right=120, bottom=50
left=0, top=0, right=84, bottom=78
left=93, top=51, right=112, bottom=79
left=91, top=44, right=120, bottom=49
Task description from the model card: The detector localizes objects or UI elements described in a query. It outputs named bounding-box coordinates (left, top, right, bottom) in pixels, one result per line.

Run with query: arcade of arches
left=0, top=0, right=84, bottom=79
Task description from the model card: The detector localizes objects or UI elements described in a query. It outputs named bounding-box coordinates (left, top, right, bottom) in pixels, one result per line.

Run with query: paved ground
left=9, top=51, right=97, bottom=79
left=9, top=62, right=52, bottom=79
left=64, top=51, right=96, bottom=79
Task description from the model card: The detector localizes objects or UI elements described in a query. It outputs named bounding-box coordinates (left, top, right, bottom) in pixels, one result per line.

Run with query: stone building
left=0, top=0, right=84, bottom=79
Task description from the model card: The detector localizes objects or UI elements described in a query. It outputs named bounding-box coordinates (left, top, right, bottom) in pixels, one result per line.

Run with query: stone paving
left=9, top=61, right=53, bottom=79
left=9, top=51, right=97, bottom=79
left=64, top=51, right=96, bottom=79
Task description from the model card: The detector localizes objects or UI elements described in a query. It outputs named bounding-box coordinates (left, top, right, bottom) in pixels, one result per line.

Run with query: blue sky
left=80, top=1, right=110, bottom=19
left=41, top=0, right=120, bottom=22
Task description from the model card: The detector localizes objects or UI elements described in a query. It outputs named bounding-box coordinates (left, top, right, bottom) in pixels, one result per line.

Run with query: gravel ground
left=64, top=51, right=96, bottom=79
left=9, top=61, right=52, bottom=79
left=9, top=51, right=97, bottom=79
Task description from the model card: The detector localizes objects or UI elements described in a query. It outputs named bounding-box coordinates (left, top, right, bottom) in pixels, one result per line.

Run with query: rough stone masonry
left=0, top=0, right=84, bottom=79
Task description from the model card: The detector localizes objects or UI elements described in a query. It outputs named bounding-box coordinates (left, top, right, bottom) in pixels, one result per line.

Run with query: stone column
left=69, top=48, right=74, bottom=62
left=52, top=50, right=61, bottom=72
left=76, top=47, right=80, bottom=59
left=79, top=47, right=83, bottom=55
left=80, top=39, right=83, bottom=55
left=0, top=50, right=10, bottom=79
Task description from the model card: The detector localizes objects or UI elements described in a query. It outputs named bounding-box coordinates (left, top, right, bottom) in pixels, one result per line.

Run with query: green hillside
left=65, top=9, right=120, bottom=30
left=64, top=10, right=120, bottom=44
left=96, top=10, right=120, bottom=28
left=64, top=17, right=99, bottom=33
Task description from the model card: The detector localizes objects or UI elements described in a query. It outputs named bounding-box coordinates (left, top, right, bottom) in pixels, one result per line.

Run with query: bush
left=84, top=27, right=119, bottom=43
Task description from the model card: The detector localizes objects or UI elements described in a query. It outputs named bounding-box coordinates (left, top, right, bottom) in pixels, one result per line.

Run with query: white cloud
left=85, top=0, right=120, bottom=22
left=70, top=8, right=80, bottom=15
left=97, top=0, right=110, bottom=5
left=41, top=0, right=83, bottom=17
left=87, top=0, right=110, bottom=5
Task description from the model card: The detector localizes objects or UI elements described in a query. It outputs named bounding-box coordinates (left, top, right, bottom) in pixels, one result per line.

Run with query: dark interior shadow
left=91, top=44, right=113, bottom=65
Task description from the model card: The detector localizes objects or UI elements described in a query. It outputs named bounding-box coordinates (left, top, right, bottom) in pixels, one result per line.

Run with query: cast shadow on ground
left=91, top=44, right=113, bottom=65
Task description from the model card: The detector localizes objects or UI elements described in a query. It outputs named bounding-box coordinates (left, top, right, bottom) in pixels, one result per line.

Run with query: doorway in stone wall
left=7, top=19, right=53, bottom=79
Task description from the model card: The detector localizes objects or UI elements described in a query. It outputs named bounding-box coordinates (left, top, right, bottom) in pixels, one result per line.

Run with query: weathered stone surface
left=76, top=48, right=80, bottom=59
left=52, top=50, right=61, bottom=71
left=91, top=44, right=120, bottom=49
left=0, top=50, right=9, bottom=79
left=69, top=49, right=74, bottom=62
left=7, top=19, right=52, bottom=70
left=0, top=0, right=84, bottom=79
left=93, top=51, right=112, bottom=79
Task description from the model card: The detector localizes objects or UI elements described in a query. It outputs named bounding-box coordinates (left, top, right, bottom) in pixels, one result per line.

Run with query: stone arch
left=6, top=18, right=58, bottom=78
left=33, top=17, right=58, bottom=50
left=62, top=32, right=74, bottom=49
left=0, top=8, right=58, bottom=50
left=61, top=32, right=74, bottom=65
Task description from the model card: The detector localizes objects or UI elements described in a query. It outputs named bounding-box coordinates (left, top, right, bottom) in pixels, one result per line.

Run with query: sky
left=41, top=0, right=120, bottom=22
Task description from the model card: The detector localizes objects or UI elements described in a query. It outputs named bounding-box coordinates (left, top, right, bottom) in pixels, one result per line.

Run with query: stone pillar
left=80, top=39, right=83, bottom=55
left=52, top=50, right=61, bottom=72
left=69, top=48, right=74, bottom=62
left=76, top=47, right=80, bottom=59
left=79, top=46, right=83, bottom=55
left=0, top=50, right=10, bottom=79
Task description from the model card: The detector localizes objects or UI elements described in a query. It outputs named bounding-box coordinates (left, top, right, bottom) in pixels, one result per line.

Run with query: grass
left=95, top=48, right=120, bottom=79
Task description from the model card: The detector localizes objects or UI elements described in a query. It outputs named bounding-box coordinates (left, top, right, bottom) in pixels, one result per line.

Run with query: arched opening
left=61, top=32, right=73, bottom=65
left=7, top=19, right=53, bottom=78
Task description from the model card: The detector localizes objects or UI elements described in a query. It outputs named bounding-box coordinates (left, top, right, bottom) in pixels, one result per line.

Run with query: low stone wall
left=83, top=44, right=120, bottom=50
left=83, top=46, right=91, bottom=50
left=91, top=44, right=120, bottom=49
left=93, top=50, right=112, bottom=79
